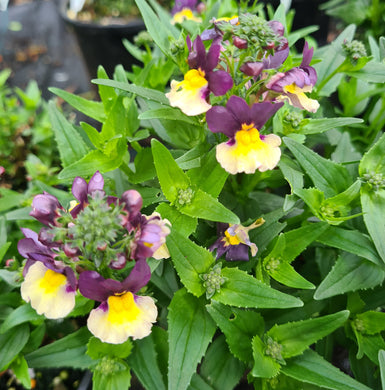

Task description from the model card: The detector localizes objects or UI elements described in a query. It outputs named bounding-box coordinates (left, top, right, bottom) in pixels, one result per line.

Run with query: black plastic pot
left=59, top=0, right=146, bottom=79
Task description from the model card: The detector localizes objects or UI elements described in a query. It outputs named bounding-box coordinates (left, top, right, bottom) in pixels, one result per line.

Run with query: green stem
left=119, top=161, right=134, bottom=178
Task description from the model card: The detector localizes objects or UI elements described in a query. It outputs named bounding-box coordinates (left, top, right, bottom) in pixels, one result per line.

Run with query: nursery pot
left=59, top=0, right=146, bottom=79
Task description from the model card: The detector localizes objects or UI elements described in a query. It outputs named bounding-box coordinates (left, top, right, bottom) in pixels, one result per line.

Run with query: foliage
left=2, top=0, right=385, bottom=389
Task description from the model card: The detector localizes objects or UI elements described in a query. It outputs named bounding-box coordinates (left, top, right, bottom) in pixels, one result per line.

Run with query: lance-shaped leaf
left=284, top=137, right=351, bottom=198
left=379, top=350, right=385, bottom=390
left=317, top=226, right=382, bottom=266
left=206, top=301, right=264, bottom=363
left=315, top=253, right=385, bottom=300
left=354, top=332, right=385, bottom=364
left=128, top=328, right=167, bottom=390
left=152, top=139, right=239, bottom=223
left=168, top=289, right=216, bottom=390
left=355, top=311, right=385, bottom=335
left=281, top=348, right=371, bottom=390
left=0, top=324, right=29, bottom=370
left=48, top=101, right=90, bottom=168
left=267, top=310, right=349, bottom=358
left=167, top=230, right=215, bottom=297
left=361, top=188, right=385, bottom=263
left=359, top=132, right=385, bottom=175
left=212, top=268, right=303, bottom=309
left=298, top=117, right=363, bottom=135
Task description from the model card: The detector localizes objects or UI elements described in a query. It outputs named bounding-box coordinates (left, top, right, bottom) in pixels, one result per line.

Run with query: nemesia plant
left=2, top=0, right=385, bottom=389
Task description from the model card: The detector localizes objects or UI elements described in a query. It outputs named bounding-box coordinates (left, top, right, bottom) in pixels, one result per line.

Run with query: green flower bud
left=200, top=263, right=227, bottom=299
left=177, top=188, right=194, bottom=206
left=342, top=40, right=367, bottom=64
left=264, top=336, right=284, bottom=362
left=362, top=171, right=385, bottom=191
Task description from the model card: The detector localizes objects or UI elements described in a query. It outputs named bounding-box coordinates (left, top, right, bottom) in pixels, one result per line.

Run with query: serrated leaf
left=359, top=131, right=385, bottom=175
left=25, top=327, right=93, bottom=369
left=168, top=289, right=216, bottom=390
left=314, top=253, right=385, bottom=300
left=317, top=227, right=382, bottom=266
left=284, top=137, right=351, bottom=197
left=92, top=79, right=169, bottom=105
left=361, top=188, right=385, bottom=263
left=87, top=337, right=132, bottom=360
left=167, top=230, right=214, bottom=297
left=267, top=310, right=349, bottom=358
left=251, top=335, right=281, bottom=378
left=179, top=189, right=240, bottom=224
left=48, top=101, right=90, bottom=167
left=0, top=324, right=29, bottom=370
left=206, top=301, right=264, bottom=363
left=299, top=117, right=363, bottom=135
left=49, top=87, right=106, bottom=122
left=152, top=138, right=191, bottom=203
left=345, top=61, right=385, bottom=83
left=356, top=311, right=385, bottom=335
left=155, top=203, right=197, bottom=237
left=128, top=330, right=166, bottom=390
left=268, top=261, right=315, bottom=289
left=212, top=268, right=303, bottom=309
left=58, top=150, right=123, bottom=179
left=281, top=348, right=371, bottom=390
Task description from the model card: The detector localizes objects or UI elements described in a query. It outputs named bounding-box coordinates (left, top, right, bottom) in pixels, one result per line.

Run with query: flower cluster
left=18, top=171, right=171, bottom=344
left=166, top=13, right=319, bottom=175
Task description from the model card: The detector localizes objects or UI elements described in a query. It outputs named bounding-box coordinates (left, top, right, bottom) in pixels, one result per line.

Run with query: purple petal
left=263, top=46, right=289, bottom=69
left=300, top=42, right=313, bottom=68
left=201, top=28, right=221, bottom=41
left=240, top=62, right=264, bottom=77
left=302, top=65, right=317, bottom=86
left=121, top=259, right=151, bottom=293
left=226, top=244, right=249, bottom=261
left=250, top=101, right=283, bottom=130
left=121, top=190, right=143, bottom=218
left=186, top=35, right=192, bottom=51
left=226, top=96, right=252, bottom=125
left=87, top=171, right=104, bottom=194
left=206, top=105, right=239, bottom=138
left=72, top=177, right=88, bottom=203
left=268, top=20, right=284, bottom=36
left=64, top=267, right=78, bottom=291
left=207, top=70, right=233, bottom=96
left=206, top=44, right=220, bottom=71
left=30, top=193, right=62, bottom=226
left=78, top=271, right=112, bottom=302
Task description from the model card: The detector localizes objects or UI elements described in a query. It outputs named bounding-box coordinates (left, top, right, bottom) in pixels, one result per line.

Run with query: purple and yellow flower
left=78, top=260, right=157, bottom=344
left=19, top=229, right=77, bottom=319
left=171, top=0, right=202, bottom=24
left=266, top=42, right=319, bottom=113
left=166, top=35, right=233, bottom=116
left=210, top=218, right=265, bottom=261
left=206, top=96, right=283, bottom=174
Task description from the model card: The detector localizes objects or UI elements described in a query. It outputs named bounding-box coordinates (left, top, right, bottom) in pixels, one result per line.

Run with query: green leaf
left=92, top=360, right=131, bottom=390
left=49, top=87, right=106, bottom=122
left=284, top=137, right=351, bottom=197
left=139, top=107, right=199, bottom=125
left=355, top=333, right=385, bottom=364
left=251, top=335, right=281, bottom=378
left=213, top=268, right=303, bottom=309
left=92, top=79, right=169, bottom=105
left=360, top=189, right=385, bottom=263
left=379, top=350, right=385, bottom=390
left=299, top=117, right=363, bottom=135
left=179, top=189, right=240, bottom=224
left=314, top=253, right=385, bottom=300
left=25, top=327, right=93, bottom=369
left=267, top=310, right=349, bottom=358
left=87, top=337, right=133, bottom=360
left=128, top=328, right=167, bottom=390
left=167, top=230, right=215, bottom=297
left=188, top=374, right=213, bottom=390
left=48, top=101, right=90, bottom=168
left=200, top=335, right=245, bottom=390
left=58, top=150, right=123, bottom=179
left=168, top=289, right=216, bottom=390
left=134, top=0, right=174, bottom=57
left=267, top=261, right=315, bottom=289
left=155, top=203, right=197, bottom=237
left=359, top=131, right=385, bottom=175
left=345, top=61, right=385, bottom=83
left=9, top=356, right=31, bottom=390
left=0, top=304, right=43, bottom=334
left=0, top=324, right=29, bottom=370
left=279, top=155, right=304, bottom=192
left=206, top=301, right=264, bottom=363
left=317, top=227, right=382, bottom=266
left=151, top=138, right=191, bottom=203
left=281, top=348, right=371, bottom=390
left=355, top=311, right=385, bottom=335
